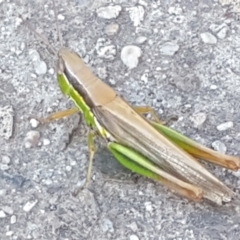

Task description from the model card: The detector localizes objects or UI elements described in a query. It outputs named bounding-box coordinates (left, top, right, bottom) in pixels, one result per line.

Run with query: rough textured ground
left=1, top=0, right=240, bottom=239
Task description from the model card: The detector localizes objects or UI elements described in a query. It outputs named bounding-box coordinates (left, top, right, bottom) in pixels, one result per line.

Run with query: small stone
left=10, top=215, right=17, bottom=224
left=2, top=155, right=11, bottom=164
left=200, top=32, right=217, bottom=44
left=0, top=105, right=14, bottom=140
left=97, top=5, right=122, bottom=19
left=127, top=6, right=145, bottom=27
left=109, top=78, right=116, bottom=85
left=160, top=42, right=179, bottom=56
left=70, top=160, right=77, bottom=166
left=43, top=138, right=50, bottom=146
left=29, top=49, right=48, bottom=75
left=29, top=118, right=40, bottom=129
left=141, top=72, right=149, bottom=83
left=212, top=140, right=227, bottom=154
left=121, top=45, right=142, bottom=69
left=144, top=201, right=153, bottom=212
left=127, top=222, right=138, bottom=232
left=29, top=49, right=41, bottom=61
left=135, top=36, right=147, bottom=44
left=0, top=164, right=10, bottom=171
left=47, top=107, right=53, bottom=113
left=44, top=179, right=53, bottom=185
left=0, top=210, right=6, bottom=218
left=35, top=60, right=47, bottom=75
left=24, top=131, right=41, bottom=148
left=217, top=26, right=228, bottom=39
left=217, top=121, right=233, bottom=131
left=97, top=67, right=108, bottom=80
left=57, top=14, right=65, bottom=21
left=168, top=6, right=182, bottom=15
left=139, top=0, right=148, bottom=6
left=0, top=189, right=7, bottom=196
left=232, top=170, right=240, bottom=178
left=23, top=199, right=38, bottom=212
left=209, top=23, right=227, bottom=33
left=101, top=218, right=114, bottom=233
left=190, top=112, right=207, bottom=128
left=95, top=38, right=116, bottom=60
left=15, top=16, right=23, bottom=27
left=66, top=166, right=72, bottom=172
left=104, top=23, right=119, bottom=35
left=173, top=15, right=185, bottom=24
left=130, top=235, right=139, bottom=240
left=210, top=85, right=217, bottom=90
left=2, top=206, right=13, bottom=215
left=48, top=68, right=55, bottom=75
left=6, top=231, right=14, bottom=237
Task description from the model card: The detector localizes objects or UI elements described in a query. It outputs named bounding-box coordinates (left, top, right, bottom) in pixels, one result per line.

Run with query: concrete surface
left=1, top=0, right=240, bottom=239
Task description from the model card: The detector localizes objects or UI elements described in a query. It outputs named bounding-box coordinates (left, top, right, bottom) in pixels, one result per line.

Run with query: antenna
left=20, top=15, right=57, bottom=56
left=52, top=0, right=63, bottom=47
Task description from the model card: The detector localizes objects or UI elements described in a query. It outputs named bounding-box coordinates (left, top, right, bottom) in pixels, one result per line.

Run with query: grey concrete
left=1, top=0, right=240, bottom=239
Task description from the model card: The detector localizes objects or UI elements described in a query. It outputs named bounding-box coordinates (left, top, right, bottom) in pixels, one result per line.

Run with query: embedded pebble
left=130, top=235, right=139, bottom=240
left=200, top=32, right=217, bottom=44
left=217, top=26, right=228, bottom=39
left=0, top=189, right=7, bottom=196
left=95, top=38, right=116, bottom=60
left=209, top=23, right=228, bottom=39
left=212, top=140, right=227, bottom=154
left=127, top=222, right=138, bottom=232
left=101, top=218, right=114, bottom=233
left=29, top=49, right=47, bottom=75
left=29, top=118, right=40, bottom=129
left=127, top=6, right=145, bottom=27
left=139, top=0, right=148, bottom=6
left=43, top=178, right=53, bottom=185
left=109, top=78, right=116, bottom=85
left=209, top=23, right=226, bottom=32
left=97, top=67, right=108, bottom=80
left=70, top=160, right=77, bottom=166
left=10, top=215, right=17, bottom=224
left=2, top=206, right=13, bottom=215
left=144, top=201, right=153, bottom=212
left=104, top=23, right=119, bottom=35
left=160, top=42, right=179, bottom=56
left=121, top=45, right=142, bottom=69
left=0, top=105, right=14, bottom=140
left=173, top=15, right=185, bottom=24
left=24, top=131, right=41, bottom=148
left=210, top=85, right=218, bottom=90
left=29, top=49, right=41, bottom=61
left=141, top=71, right=149, bottom=83
left=48, top=68, right=55, bottom=75
left=2, top=155, right=11, bottom=164
left=23, top=199, right=38, bottom=212
left=0, top=210, right=6, bottom=218
left=57, top=14, right=65, bottom=21
left=66, top=165, right=72, bottom=172
left=97, top=5, right=122, bottom=19
left=6, top=231, right=14, bottom=237
left=0, top=164, right=10, bottom=171
left=217, top=121, right=233, bottom=131
left=190, top=112, right=207, bottom=128
left=232, top=170, right=240, bottom=178
left=168, top=6, right=182, bottom=15
left=35, top=60, right=47, bottom=75
left=43, top=138, right=50, bottom=146
left=135, top=36, right=147, bottom=44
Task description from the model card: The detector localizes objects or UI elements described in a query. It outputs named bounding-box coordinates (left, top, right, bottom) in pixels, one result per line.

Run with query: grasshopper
left=23, top=0, right=240, bottom=205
